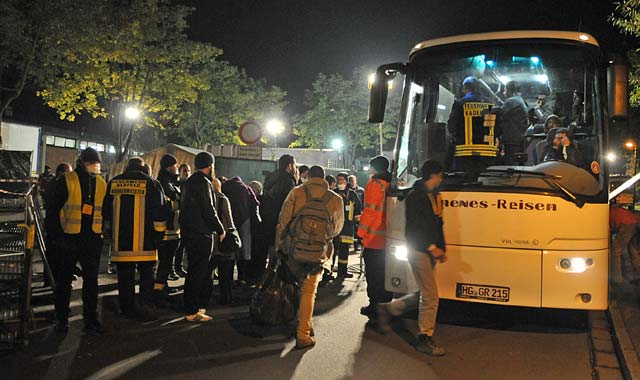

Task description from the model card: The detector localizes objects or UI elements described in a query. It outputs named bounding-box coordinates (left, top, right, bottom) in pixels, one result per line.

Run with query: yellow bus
left=368, top=31, right=628, bottom=310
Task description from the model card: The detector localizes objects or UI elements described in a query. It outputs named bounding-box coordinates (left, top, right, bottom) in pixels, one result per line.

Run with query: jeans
left=363, top=248, right=392, bottom=306
left=384, top=250, right=439, bottom=336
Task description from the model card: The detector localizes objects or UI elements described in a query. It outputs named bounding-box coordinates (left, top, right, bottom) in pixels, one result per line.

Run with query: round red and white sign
left=238, top=121, right=262, bottom=145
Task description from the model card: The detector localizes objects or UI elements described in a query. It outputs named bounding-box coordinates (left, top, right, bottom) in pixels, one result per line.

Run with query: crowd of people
left=41, top=147, right=451, bottom=355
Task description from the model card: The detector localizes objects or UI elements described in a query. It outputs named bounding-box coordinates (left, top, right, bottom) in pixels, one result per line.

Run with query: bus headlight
left=390, top=245, right=409, bottom=261
left=558, top=258, right=592, bottom=273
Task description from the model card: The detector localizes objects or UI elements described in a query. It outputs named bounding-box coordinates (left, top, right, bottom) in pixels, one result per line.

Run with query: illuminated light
left=625, top=141, right=636, bottom=149
left=391, top=245, right=409, bottom=261
left=606, top=152, right=617, bottom=162
left=125, top=107, right=140, bottom=120
left=331, top=138, right=344, bottom=150
left=266, top=119, right=285, bottom=136
left=486, top=60, right=495, bottom=67
left=530, top=56, right=540, bottom=64
left=609, top=60, right=614, bottom=64
left=437, top=104, right=447, bottom=110
left=363, top=165, right=370, bottom=171
left=534, top=74, right=549, bottom=83
left=579, top=34, right=590, bottom=41
left=498, top=75, right=509, bottom=84
left=414, top=43, right=422, bottom=50
left=570, top=258, right=587, bottom=273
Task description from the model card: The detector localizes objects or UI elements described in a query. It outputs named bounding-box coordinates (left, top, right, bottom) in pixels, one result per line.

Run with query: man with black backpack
left=276, top=165, right=344, bottom=349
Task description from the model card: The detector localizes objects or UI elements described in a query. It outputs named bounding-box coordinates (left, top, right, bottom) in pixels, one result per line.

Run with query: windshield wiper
left=481, top=168, right=585, bottom=208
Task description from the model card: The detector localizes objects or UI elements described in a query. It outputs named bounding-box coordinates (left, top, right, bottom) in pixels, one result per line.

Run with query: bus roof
left=410, top=30, right=599, bottom=56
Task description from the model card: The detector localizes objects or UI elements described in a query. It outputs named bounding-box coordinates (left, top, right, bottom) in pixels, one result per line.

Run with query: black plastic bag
left=250, top=258, right=299, bottom=325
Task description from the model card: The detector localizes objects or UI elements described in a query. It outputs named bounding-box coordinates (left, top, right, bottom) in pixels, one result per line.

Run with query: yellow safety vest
left=60, top=171, right=106, bottom=234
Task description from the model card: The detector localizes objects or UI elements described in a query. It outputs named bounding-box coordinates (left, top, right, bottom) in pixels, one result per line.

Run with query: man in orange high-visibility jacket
left=358, top=155, right=393, bottom=320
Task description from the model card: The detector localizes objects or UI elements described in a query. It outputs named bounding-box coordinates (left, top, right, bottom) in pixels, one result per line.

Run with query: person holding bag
left=209, top=177, right=241, bottom=305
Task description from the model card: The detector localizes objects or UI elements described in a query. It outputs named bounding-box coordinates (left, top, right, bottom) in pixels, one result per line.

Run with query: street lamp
left=625, top=140, right=637, bottom=176
left=368, top=73, right=393, bottom=155
left=331, top=138, right=344, bottom=168
left=125, top=106, right=141, bottom=120
left=266, top=119, right=285, bottom=148
left=606, top=152, right=617, bottom=162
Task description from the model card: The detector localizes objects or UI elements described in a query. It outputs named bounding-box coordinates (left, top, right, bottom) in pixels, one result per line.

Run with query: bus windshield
left=396, top=42, right=605, bottom=198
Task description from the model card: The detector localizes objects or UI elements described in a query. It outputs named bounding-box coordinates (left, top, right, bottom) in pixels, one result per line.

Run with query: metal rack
left=0, top=184, right=52, bottom=348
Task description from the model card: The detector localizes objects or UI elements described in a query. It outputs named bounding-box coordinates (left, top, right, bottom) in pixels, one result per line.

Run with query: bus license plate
left=456, top=283, right=510, bottom=302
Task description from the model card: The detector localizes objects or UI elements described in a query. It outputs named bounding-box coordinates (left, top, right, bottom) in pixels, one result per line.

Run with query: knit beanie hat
left=80, top=147, right=102, bottom=163
left=369, top=155, right=389, bottom=173
left=194, top=152, right=215, bottom=169
left=160, top=154, right=178, bottom=170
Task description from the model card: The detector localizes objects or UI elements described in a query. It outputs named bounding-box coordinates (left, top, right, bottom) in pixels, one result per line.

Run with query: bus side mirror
left=368, top=63, right=406, bottom=123
left=607, top=55, right=629, bottom=120
left=369, top=72, right=390, bottom=123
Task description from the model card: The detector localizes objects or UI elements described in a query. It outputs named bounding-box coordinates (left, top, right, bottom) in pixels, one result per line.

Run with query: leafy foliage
left=169, top=61, right=287, bottom=148
left=35, top=0, right=220, bottom=159
left=293, top=67, right=401, bottom=167
left=612, top=0, right=640, bottom=106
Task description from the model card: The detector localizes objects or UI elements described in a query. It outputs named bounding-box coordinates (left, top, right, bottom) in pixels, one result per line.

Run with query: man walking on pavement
left=49, top=147, right=107, bottom=335
left=179, top=152, right=225, bottom=322
left=103, top=157, right=167, bottom=322
left=377, top=160, right=448, bottom=356
left=358, top=155, right=393, bottom=320
left=154, top=154, right=182, bottom=302
left=276, top=165, right=344, bottom=349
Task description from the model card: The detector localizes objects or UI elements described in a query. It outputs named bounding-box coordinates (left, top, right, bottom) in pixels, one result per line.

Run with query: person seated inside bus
left=543, top=114, right=561, bottom=133
left=494, top=81, right=528, bottom=165
left=541, top=128, right=580, bottom=166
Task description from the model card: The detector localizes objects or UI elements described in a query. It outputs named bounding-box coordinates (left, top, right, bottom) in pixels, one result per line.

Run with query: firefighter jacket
left=157, top=169, right=180, bottom=241
left=357, top=172, right=391, bottom=250
left=447, top=91, right=498, bottom=158
left=335, top=187, right=362, bottom=244
left=49, top=167, right=106, bottom=237
left=103, top=167, right=167, bottom=262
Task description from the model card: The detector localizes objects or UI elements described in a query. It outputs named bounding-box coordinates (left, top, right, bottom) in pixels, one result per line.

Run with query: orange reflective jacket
left=357, top=177, right=388, bottom=249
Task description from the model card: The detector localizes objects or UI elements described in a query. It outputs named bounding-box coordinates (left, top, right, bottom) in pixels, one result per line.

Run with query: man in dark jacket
left=103, top=157, right=166, bottom=321
left=495, top=81, right=528, bottom=165
left=221, top=176, right=260, bottom=285
left=262, top=154, right=298, bottom=262
left=376, top=160, right=448, bottom=357
left=44, top=163, right=72, bottom=285
left=179, top=152, right=225, bottom=322
left=154, top=154, right=181, bottom=299
left=48, top=148, right=107, bottom=335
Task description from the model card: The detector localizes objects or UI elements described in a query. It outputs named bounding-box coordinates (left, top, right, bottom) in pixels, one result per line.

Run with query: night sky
left=189, top=0, right=625, bottom=115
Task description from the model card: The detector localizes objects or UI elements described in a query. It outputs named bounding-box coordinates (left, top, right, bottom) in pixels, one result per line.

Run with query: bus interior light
left=391, top=245, right=409, bottom=261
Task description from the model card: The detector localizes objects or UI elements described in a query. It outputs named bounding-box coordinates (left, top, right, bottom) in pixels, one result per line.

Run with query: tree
left=169, top=61, right=287, bottom=148
left=0, top=0, right=75, bottom=123
left=36, top=0, right=220, bottom=161
left=611, top=0, right=640, bottom=106
left=293, top=67, right=401, bottom=168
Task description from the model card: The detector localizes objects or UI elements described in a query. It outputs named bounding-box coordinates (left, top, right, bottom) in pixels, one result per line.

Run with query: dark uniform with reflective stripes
left=103, top=163, right=166, bottom=316
left=155, top=168, right=181, bottom=291
left=49, top=166, right=106, bottom=329
left=447, top=91, right=497, bottom=172
left=334, top=187, right=362, bottom=277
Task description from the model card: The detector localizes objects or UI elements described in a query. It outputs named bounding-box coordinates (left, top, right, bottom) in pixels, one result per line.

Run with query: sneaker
left=83, top=320, right=107, bottom=336
left=175, top=268, right=187, bottom=278
left=337, top=272, right=354, bottom=279
left=375, top=304, right=392, bottom=334
left=415, top=334, right=446, bottom=356
left=165, top=286, right=179, bottom=294
left=168, top=272, right=180, bottom=281
left=295, top=335, right=316, bottom=349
